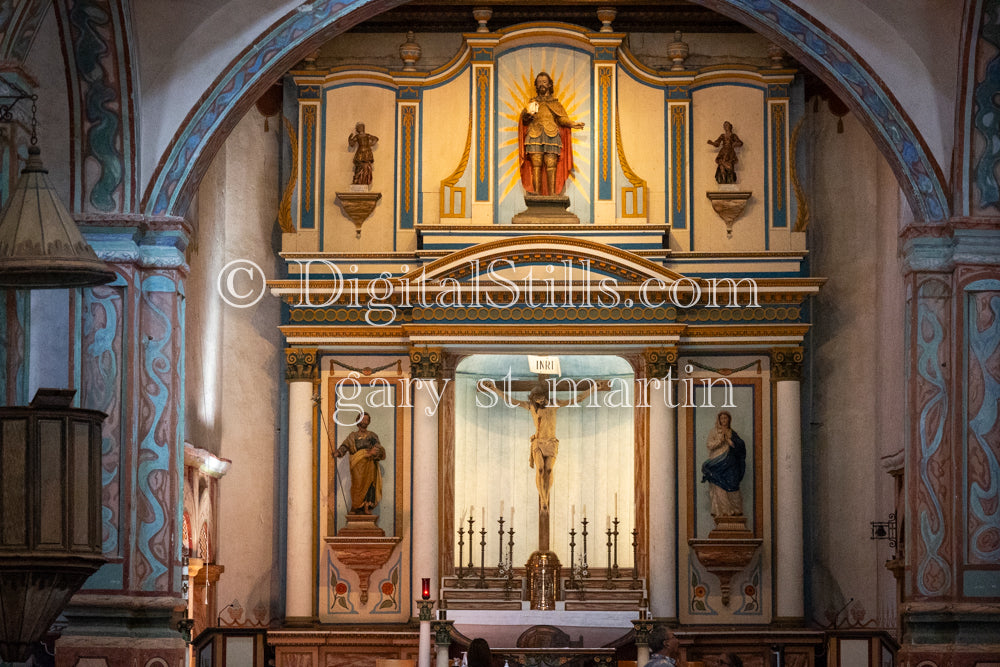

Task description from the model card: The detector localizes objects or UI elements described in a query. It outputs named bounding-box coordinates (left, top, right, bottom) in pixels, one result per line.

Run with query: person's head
left=648, top=625, right=678, bottom=658
left=467, top=638, right=492, bottom=667
left=716, top=410, right=732, bottom=428
left=355, top=122, right=365, bottom=133
left=534, top=72, right=553, bottom=95
left=723, top=121, right=732, bottom=132
left=357, top=412, right=371, bottom=428
left=718, top=653, right=743, bottom=667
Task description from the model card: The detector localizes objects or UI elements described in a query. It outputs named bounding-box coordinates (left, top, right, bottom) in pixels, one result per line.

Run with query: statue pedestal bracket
left=335, top=191, right=382, bottom=238
left=706, top=191, right=752, bottom=238
left=326, top=513, right=401, bottom=604
left=688, top=519, right=760, bottom=607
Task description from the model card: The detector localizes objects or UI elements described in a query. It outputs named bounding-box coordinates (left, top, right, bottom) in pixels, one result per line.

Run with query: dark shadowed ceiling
left=348, top=0, right=751, bottom=33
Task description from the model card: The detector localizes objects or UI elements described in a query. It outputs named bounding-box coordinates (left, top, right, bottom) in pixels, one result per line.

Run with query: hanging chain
left=29, top=95, right=38, bottom=146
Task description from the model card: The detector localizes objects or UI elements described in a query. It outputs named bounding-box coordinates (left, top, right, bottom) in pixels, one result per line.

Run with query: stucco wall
left=186, top=106, right=285, bottom=624
left=804, top=100, right=903, bottom=628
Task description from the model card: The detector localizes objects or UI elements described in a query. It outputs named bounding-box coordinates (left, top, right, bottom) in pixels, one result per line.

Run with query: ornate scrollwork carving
left=285, top=347, right=318, bottom=382
left=409, top=347, right=443, bottom=379
left=770, top=346, right=804, bottom=381
left=644, top=347, right=678, bottom=379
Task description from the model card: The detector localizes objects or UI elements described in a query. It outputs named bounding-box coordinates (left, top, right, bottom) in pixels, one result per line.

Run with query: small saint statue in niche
left=700, top=410, right=746, bottom=518
left=333, top=412, right=385, bottom=514
left=348, top=122, right=378, bottom=186
left=707, top=121, right=743, bottom=184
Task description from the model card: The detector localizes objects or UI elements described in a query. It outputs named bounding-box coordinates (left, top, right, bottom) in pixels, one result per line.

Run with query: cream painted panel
left=616, top=72, right=666, bottom=226
left=421, top=68, right=473, bottom=225
left=692, top=85, right=765, bottom=251
left=323, top=85, right=397, bottom=250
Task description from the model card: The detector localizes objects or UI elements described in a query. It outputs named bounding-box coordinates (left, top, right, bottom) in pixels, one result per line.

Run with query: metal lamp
left=0, top=82, right=114, bottom=289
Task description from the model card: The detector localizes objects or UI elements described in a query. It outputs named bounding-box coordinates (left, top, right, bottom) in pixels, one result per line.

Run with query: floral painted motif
left=327, top=553, right=356, bottom=614
left=373, top=557, right=401, bottom=613
left=735, top=558, right=761, bottom=615
left=689, top=556, right=716, bottom=615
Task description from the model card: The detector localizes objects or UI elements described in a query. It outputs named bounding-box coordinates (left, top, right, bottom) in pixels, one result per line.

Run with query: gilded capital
left=644, top=347, right=678, bottom=379
left=409, top=347, right=443, bottom=379
left=770, top=346, right=804, bottom=381
left=433, top=619, right=454, bottom=645
left=285, top=347, right=319, bottom=382
left=632, top=618, right=655, bottom=645
left=417, top=599, right=435, bottom=621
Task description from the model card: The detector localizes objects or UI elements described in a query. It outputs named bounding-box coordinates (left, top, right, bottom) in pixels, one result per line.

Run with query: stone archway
left=140, top=0, right=950, bottom=224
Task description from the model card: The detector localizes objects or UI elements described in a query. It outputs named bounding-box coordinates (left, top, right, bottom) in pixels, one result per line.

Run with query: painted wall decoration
left=973, top=0, right=1000, bottom=210
left=327, top=555, right=357, bottom=614
left=135, top=272, right=184, bottom=593
left=963, top=279, right=1000, bottom=596
left=57, top=0, right=135, bottom=213
left=82, top=281, right=126, bottom=561
left=912, top=277, right=953, bottom=598
left=0, top=0, right=48, bottom=63
left=371, top=555, right=402, bottom=613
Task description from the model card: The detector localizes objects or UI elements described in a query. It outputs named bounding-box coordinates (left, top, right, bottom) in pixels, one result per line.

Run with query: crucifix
left=487, top=375, right=609, bottom=551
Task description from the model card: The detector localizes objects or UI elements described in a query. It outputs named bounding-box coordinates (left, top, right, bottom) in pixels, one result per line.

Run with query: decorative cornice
left=900, top=224, right=1000, bottom=274
left=285, top=347, right=319, bottom=383
left=281, top=323, right=810, bottom=347
left=644, top=347, right=678, bottom=379
left=770, top=346, right=804, bottom=381
left=409, top=347, right=443, bottom=379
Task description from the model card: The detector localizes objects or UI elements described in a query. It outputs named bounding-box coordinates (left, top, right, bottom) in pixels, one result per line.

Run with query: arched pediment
left=406, top=236, right=686, bottom=284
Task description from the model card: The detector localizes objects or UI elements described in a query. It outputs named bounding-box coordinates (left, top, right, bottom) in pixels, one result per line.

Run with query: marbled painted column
left=57, top=221, right=189, bottom=667
left=645, top=348, right=677, bottom=619
left=410, top=347, right=442, bottom=618
left=771, top=347, right=804, bottom=620
left=898, top=228, right=1000, bottom=664
left=285, top=348, right=318, bottom=623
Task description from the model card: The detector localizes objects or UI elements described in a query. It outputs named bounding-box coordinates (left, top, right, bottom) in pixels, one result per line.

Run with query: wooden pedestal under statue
left=326, top=513, right=401, bottom=605
left=688, top=514, right=760, bottom=608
